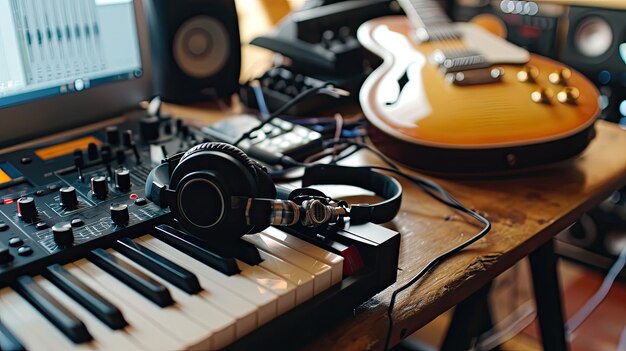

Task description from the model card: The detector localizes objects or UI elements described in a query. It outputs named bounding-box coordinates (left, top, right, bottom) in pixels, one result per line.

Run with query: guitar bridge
left=445, top=67, right=505, bottom=86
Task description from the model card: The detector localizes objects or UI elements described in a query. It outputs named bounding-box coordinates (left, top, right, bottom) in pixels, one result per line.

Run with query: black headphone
left=145, top=142, right=402, bottom=240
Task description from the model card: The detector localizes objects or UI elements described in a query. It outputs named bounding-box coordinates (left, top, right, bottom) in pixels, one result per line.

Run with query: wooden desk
left=294, top=120, right=626, bottom=350
left=165, top=2, right=626, bottom=350
left=168, top=108, right=626, bottom=350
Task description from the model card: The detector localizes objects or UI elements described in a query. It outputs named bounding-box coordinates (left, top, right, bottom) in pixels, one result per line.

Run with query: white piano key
left=0, top=287, right=90, bottom=351
left=256, top=249, right=315, bottom=305
left=243, top=233, right=333, bottom=295
left=264, top=227, right=344, bottom=284
left=139, top=236, right=279, bottom=326
left=136, top=236, right=257, bottom=337
left=67, top=261, right=183, bottom=350
left=109, top=249, right=236, bottom=350
left=236, top=259, right=297, bottom=315
left=35, top=276, right=141, bottom=350
left=75, top=259, right=212, bottom=350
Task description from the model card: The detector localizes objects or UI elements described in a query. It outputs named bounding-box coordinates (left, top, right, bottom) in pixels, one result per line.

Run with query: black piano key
left=116, top=238, right=202, bottom=294
left=154, top=224, right=240, bottom=276
left=14, top=276, right=92, bottom=344
left=89, top=249, right=174, bottom=307
left=0, top=318, right=25, bottom=351
left=45, top=264, right=128, bottom=330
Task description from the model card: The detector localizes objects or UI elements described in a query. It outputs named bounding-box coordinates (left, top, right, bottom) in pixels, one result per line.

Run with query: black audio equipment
left=145, top=0, right=241, bottom=103
left=145, top=142, right=402, bottom=240
left=240, top=0, right=402, bottom=115
left=560, top=5, right=626, bottom=125
left=453, top=1, right=626, bottom=124
left=0, top=114, right=400, bottom=350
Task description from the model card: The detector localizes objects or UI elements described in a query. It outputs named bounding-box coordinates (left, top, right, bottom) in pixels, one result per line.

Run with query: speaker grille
left=173, top=16, right=230, bottom=78
left=574, top=16, right=614, bottom=58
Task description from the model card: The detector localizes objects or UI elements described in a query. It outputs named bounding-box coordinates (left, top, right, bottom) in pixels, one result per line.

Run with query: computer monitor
left=0, top=0, right=152, bottom=148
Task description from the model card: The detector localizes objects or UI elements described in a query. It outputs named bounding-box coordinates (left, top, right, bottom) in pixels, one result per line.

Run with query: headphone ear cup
left=145, top=163, right=171, bottom=207
left=169, top=142, right=272, bottom=239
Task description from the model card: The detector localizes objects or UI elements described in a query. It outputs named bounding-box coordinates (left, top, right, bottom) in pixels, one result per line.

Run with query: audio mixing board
left=0, top=113, right=400, bottom=350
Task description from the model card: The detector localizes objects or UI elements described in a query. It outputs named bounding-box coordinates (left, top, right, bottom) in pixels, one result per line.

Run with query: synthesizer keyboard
left=0, top=116, right=400, bottom=350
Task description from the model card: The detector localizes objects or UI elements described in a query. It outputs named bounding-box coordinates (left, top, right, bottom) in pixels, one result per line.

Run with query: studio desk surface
left=300, top=121, right=626, bottom=351
left=169, top=95, right=626, bottom=350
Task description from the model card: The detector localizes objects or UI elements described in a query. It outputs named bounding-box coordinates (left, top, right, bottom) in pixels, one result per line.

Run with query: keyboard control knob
left=105, top=126, right=121, bottom=147
left=114, top=169, right=131, bottom=192
left=110, top=203, right=129, bottom=225
left=0, top=242, right=13, bottom=265
left=87, top=142, right=99, bottom=161
left=140, top=116, right=160, bottom=142
left=59, top=186, right=79, bottom=208
left=17, top=196, right=38, bottom=221
left=90, top=176, right=108, bottom=199
left=52, top=222, right=74, bottom=248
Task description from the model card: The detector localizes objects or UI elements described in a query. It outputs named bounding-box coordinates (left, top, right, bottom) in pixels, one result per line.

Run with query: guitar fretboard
left=398, top=0, right=460, bottom=41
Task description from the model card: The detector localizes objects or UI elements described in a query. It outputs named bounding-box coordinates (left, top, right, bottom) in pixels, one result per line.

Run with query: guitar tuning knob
left=531, top=88, right=553, bottom=104
left=517, top=65, right=539, bottom=83
left=556, top=87, right=580, bottom=104
left=549, top=68, right=572, bottom=85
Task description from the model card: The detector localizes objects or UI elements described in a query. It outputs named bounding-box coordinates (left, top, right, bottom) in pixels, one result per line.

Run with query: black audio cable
left=271, top=139, right=492, bottom=350
left=237, top=90, right=492, bottom=349
left=233, top=83, right=349, bottom=147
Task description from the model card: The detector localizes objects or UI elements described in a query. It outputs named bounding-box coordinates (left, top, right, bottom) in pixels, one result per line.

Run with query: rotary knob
left=517, top=65, right=539, bottom=83
left=110, top=203, right=129, bottom=225
left=0, top=242, right=13, bottom=265
left=549, top=68, right=572, bottom=85
left=87, top=142, right=99, bottom=161
left=105, top=126, right=121, bottom=147
left=140, top=116, right=160, bottom=142
left=115, top=169, right=131, bottom=192
left=59, top=186, right=78, bottom=208
left=17, top=196, right=38, bottom=221
left=90, top=176, right=109, bottom=199
left=52, top=222, right=74, bottom=248
left=556, top=87, right=580, bottom=104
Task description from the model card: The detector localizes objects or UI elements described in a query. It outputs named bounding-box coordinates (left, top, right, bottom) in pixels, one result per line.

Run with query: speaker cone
left=173, top=16, right=230, bottom=78
left=574, top=16, right=613, bottom=58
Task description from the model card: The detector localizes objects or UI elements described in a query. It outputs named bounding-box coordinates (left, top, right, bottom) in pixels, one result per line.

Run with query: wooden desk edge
left=305, top=121, right=626, bottom=350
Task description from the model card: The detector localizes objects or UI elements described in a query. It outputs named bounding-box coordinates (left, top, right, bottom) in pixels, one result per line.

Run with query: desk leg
left=441, top=282, right=497, bottom=351
left=529, top=238, right=569, bottom=351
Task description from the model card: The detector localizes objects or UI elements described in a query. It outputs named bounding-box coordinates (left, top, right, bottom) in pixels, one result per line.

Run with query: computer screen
left=0, top=0, right=143, bottom=108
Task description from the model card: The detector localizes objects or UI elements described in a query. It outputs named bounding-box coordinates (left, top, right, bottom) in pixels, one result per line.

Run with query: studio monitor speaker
left=560, top=6, right=626, bottom=76
left=146, top=0, right=241, bottom=103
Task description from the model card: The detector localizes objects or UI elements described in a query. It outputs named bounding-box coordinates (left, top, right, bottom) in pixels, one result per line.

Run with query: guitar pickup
left=432, top=49, right=490, bottom=73
left=445, top=67, right=505, bottom=86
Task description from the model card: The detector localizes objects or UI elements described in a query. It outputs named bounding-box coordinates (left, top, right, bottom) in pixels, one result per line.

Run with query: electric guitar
left=357, top=0, right=600, bottom=174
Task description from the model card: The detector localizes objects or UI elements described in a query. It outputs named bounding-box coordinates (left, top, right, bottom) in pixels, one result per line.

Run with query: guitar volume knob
left=531, top=88, right=553, bottom=104
left=556, top=87, right=579, bottom=104
left=549, top=69, right=571, bottom=85
left=517, top=65, right=539, bottom=83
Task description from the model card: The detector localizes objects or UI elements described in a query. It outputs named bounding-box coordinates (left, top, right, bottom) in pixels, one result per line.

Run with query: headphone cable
left=293, top=140, right=492, bottom=350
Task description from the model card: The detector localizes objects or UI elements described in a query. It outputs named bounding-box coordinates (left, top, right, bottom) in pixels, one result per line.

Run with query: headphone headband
left=301, top=165, right=402, bottom=224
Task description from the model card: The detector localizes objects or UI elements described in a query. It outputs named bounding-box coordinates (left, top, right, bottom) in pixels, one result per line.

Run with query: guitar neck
left=398, top=0, right=459, bottom=41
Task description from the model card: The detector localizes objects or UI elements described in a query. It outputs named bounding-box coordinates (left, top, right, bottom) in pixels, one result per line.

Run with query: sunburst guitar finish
left=358, top=16, right=600, bottom=174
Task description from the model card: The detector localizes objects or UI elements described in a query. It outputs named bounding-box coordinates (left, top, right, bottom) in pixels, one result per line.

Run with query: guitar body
left=358, top=16, right=600, bottom=174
